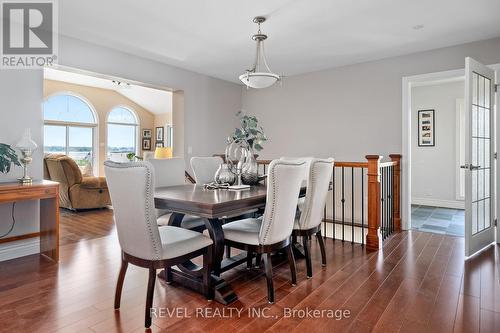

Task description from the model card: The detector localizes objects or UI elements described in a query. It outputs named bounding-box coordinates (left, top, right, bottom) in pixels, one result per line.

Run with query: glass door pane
left=465, top=57, right=495, bottom=257
left=107, top=124, right=136, bottom=161
left=68, top=127, right=93, bottom=169
left=44, top=125, right=66, bottom=154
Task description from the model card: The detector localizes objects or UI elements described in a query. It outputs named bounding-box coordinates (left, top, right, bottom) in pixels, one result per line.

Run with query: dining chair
left=292, top=158, right=334, bottom=278
left=219, top=159, right=307, bottom=303
left=190, top=156, right=223, bottom=185
left=148, top=158, right=205, bottom=231
left=191, top=155, right=256, bottom=260
left=104, top=161, right=214, bottom=328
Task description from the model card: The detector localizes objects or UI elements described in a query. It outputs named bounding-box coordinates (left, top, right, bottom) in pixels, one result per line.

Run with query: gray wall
left=411, top=81, right=464, bottom=207
left=0, top=35, right=241, bottom=260
left=241, top=37, right=500, bottom=162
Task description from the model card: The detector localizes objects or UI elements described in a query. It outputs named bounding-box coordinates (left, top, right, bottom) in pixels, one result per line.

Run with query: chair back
left=147, top=157, right=186, bottom=188
left=259, top=159, right=307, bottom=245
left=190, top=156, right=223, bottom=184
left=104, top=161, right=162, bottom=261
left=280, top=156, right=313, bottom=186
left=298, top=158, right=334, bottom=230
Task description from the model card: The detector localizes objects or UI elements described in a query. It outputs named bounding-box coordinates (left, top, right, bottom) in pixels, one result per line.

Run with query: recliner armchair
left=43, top=154, right=111, bottom=210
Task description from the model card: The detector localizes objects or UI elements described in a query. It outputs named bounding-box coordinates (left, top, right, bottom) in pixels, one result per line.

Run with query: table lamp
left=16, top=128, right=38, bottom=184
left=154, top=147, right=172, bottom=159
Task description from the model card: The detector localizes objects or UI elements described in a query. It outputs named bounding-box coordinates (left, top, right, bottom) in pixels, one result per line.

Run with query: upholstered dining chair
left=104, top=161, right=213, bottom=328
left=292, top=158, right=334, bottom=278
left=218, top=159, right=307, bottom=303
left=190, top=156, right=223, bottom=185
left=148, top=158, right=205, bottom=232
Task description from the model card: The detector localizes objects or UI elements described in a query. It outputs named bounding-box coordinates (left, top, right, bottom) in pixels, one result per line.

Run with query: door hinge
left=495, top=152, right=498, bottom=159
left=496, top=84, right=499, bottom=93
left=495, top=219, right=498, bottom=227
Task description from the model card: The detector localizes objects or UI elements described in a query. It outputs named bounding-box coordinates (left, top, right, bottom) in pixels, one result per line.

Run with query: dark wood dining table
left=154, top=184, right=305, bottom=305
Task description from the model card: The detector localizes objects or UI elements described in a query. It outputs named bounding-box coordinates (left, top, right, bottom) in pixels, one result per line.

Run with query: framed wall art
left=156, top=127, right=164, bottom=142
left=142, top=129, right=152, bottom=138
left=142, top=138, right=151, bottom=151
left=418, top=109, right=435, bottom=147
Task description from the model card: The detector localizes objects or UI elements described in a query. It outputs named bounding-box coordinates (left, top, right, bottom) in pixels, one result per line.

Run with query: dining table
left=154, top=183, right=306, bottom=305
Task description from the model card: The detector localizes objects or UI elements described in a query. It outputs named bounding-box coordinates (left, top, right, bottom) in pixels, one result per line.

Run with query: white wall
left=411, top=81, right=464, bottom=208
left=241, top=37, right=500, bottom=163
left=0, top=70, right=44, bottom=261
left=0, top=35, right=241, bottom=260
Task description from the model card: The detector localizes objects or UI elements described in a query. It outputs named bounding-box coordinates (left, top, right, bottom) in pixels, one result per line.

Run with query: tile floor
left=411, top=205, right=464, bottom=237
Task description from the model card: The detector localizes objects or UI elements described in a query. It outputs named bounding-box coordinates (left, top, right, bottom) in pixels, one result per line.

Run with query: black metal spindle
left=323, top=205, right=327, bottom=239
left=341, top=166, right=345, bottom=242
left=381, top=166, right=386, bottom=240
left=386, top=167, right=389, bottom=239
left=386, top=166, right=389, bottom=239
left=333, top=167, right=336, bottom=241
left=391, top=165, right=394, bottom=235
left=386, top=166, right=391, bottom=237
left=351, top=167, right=355, bottom=244
left=361, top=167, right=365, bottom=246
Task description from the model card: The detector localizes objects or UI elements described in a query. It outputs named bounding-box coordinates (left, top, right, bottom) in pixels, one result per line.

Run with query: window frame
left=43, top=92, right=99, bottom=175
left=106, top=105, right=140, bottom=159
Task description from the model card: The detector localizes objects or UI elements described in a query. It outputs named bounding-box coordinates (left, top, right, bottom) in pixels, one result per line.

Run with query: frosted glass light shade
left=239, top=72, right=280, bottom=89
left=16, top=128, right=38, bottom=151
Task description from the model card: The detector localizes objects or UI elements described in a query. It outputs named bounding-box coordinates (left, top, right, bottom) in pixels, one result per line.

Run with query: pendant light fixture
left=239, top=16, right=281, bottom=89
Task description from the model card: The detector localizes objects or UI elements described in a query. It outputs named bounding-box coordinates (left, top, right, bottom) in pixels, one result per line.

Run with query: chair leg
left=145, top=267, right=156, bottom=328
left=226, top=245, right=231, bottom=259
left=246, top=251, right=253, bottom=269
left=303, top=236, right=313, bottom=279
left=263, top=253, right=274, bottom=304
left=203, top=247, right=214, bottom=300
left=255, top=253, right=262, bottom=268
left=165, top=267, right=173, bottom=284
left=114, top=258, right=128, bottom=309
left=316, top=230, right=327, bottom=267
left=286, top=244, right=297, bottom=286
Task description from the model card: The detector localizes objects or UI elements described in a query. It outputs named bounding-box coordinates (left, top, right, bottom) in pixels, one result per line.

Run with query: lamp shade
left=154, top=147, right=172, bottom=159
left=16, top=128, right=38, bottom=151
left=239, top=72, right=280, bottom=89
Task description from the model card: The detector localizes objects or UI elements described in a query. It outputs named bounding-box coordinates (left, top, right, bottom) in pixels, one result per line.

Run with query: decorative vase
left=215, top=163, right=236, bottom=185
left=241, top=148, right=259, bottom=185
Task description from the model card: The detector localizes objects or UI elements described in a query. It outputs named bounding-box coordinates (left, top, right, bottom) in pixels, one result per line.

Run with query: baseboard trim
left=0, top=237, right=40, bottom=262
left=412, top=197, right=465, bottom=209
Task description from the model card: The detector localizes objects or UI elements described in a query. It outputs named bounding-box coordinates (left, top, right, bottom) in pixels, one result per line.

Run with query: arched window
left=107, top=106, right=139, bottom=159
left=43, top=94, right=98, bottom=173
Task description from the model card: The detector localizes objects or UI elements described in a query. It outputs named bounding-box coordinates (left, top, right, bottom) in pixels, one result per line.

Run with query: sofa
left=43, top=154, right=111, bottom=210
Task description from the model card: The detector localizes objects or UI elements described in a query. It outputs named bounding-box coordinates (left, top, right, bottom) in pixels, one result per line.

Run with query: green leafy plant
left=126, top=152, right=136, bottom=161
left=229, top=111, right=267, bottom=151
left=0, top=143, right=21, bottom=174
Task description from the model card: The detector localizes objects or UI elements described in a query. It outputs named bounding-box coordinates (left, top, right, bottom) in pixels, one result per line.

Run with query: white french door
left=464, top=57, right=496, bottom=257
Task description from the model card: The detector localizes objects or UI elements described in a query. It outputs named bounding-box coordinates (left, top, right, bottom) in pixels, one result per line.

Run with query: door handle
left=460, top=164, right=481, bottom=170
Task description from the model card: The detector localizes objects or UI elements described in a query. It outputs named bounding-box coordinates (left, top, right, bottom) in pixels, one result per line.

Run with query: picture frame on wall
left=142, top=129, right=152, bottom=138
left=418, top=109, right=435, bottom=147
left=142, top=138, right=151, bottom=151
left=156, top=127, right=164, bottom=142
left=155, top=141, right=164, bottom=148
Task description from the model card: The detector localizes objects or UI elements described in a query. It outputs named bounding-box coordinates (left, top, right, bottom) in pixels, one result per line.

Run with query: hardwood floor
left=59, top=208, right=115, bottom=246
left=1, top=210, right=500, bottom=332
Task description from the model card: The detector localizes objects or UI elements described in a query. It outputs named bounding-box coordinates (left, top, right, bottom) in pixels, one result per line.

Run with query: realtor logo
left=1, top=0, right=58, bottom=69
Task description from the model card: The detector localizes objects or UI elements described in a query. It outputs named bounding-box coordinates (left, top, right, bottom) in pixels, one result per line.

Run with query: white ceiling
left=44, top=68, right=172, bottom=115
left=59, top=0, right=500, bottom=83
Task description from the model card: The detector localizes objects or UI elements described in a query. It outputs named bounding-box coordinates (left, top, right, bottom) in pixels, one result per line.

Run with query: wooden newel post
left=365, top=155, right=382, bottom=251
left=389, top=154, right=402, bottom=232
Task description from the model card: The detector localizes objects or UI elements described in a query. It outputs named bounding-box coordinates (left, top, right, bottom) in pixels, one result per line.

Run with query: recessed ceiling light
left=412, top=24, right=424, bottom=30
